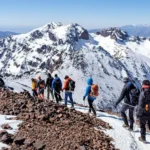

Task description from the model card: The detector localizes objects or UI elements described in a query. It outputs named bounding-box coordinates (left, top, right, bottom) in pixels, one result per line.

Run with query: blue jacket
left=52, top=77, right=62, bottom=90
left=84, top=78, right=96, bottom=101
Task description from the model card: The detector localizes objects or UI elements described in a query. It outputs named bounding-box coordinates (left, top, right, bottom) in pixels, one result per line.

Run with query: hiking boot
left=122, top=124, right=129, bottom=128
left=127, top=127, right=133, bottom=131
left=138, top=137, right=146, bottom=144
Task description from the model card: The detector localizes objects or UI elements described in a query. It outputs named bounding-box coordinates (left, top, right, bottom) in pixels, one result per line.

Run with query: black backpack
left=143, top=91, right=150, bottom=114
left=54, top=79, right=61, bottom=90
left=0, top=78, right=5, bottom=87
left=129, top=88, right=140, bottom=105
left=68, top=80, right=75, bottom=91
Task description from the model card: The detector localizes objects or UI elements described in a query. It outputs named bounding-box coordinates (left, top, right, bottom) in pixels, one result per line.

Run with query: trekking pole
left=122, top=102, right=136, bottom=108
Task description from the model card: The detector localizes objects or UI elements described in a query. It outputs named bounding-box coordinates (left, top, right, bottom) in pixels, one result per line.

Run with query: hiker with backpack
left=62, top=75, right=75, bottom=108
left=52, top=74, right=62, bottom=103
left=83, top=78, right=98, bottom=117
left=136, top=80, right=150, bottom=143
left=114, top=77, right=140, bottom=130
left=37, top=76, right=45, bottom=99
left=46, top=73, right=54, bottom=101
left=31, top=78, right=38, bottom=97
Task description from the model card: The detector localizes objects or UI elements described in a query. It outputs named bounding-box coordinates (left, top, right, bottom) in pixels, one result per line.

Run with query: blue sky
left=0, top=0, right=150, bottom=33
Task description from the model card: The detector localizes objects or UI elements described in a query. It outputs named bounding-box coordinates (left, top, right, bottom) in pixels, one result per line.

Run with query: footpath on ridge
left=0, top=89, right=118, bottom=150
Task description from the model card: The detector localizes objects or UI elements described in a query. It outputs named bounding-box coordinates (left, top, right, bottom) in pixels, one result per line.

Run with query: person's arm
left=84, top=86, right=90, bottom=97
left=60, top=79, right=62, bottom=89
left=115, top=86, right=127, bottom=105
left=136, top=92, right=144, bottom=117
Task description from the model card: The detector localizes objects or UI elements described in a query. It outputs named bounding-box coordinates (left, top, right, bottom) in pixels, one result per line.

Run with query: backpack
left=68, top=80, right=75, bottom=91
left=129, top=88, right=140, bottom=105
left=47, top=77, right=53, bottom=86
left=54, top=79, right=61, bottom=90
left=0, top=78, right=5, bottom=87
left=89, top=84, right=99, bottom=98
left=143, top=91, right=150, bottom=114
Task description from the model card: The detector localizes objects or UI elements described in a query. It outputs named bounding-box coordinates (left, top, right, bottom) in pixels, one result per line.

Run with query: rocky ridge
left=0, top=89, right=118, bottom=150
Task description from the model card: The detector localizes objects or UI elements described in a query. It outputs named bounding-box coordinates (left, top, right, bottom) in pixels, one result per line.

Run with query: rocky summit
left=0, top=89, right=118, bottom=150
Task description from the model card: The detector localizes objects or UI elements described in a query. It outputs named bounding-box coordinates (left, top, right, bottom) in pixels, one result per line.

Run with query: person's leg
left=54, top=91, right=59, bottom=103
left=120, top=104, right=129, bottom=126
left=41, top=89, right=44, bottom=99
left=47, top=86, right=50, bottom=100
left=65, top=92, right=68, bottom=106
left=68, top=92, right=74, bottom=107
left=32, top=90, right=35, bottom=97
left=148, top=119, right=150, bottom=130
left=88, top=99, right=92, bottom=113
left=139, top=117, right=147, bottom=141
left=90, top=100, right=96, bottom=115
left=58, top=90, right=62, bottom=101
left=50, top=89, right=54, bottom=101
left=129, top=107, right=134, bottom=129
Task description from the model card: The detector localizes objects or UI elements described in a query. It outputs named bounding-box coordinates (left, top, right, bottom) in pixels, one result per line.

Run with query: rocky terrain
left=0, top=89, right=118, bottom=150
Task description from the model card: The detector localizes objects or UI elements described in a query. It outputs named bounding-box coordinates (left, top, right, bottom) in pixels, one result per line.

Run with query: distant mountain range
left=89, top=24, right=150, bottom=37
left=0, top=31, right=18, bottom=38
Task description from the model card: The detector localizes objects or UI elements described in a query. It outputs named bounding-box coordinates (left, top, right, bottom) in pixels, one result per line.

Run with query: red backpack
left=89, top=84, right=99, bottom=98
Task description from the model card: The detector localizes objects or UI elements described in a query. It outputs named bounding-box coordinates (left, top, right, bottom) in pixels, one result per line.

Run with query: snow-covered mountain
left=1, top=23, right=150, bottom=109
left=119, top=24, right=150, bottom=37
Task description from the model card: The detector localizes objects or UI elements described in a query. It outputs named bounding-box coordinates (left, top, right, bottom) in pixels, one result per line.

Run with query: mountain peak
left=96, top=27, right=128, bottom=41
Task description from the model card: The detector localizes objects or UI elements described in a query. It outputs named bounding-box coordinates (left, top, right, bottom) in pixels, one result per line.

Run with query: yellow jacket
left=32, top=81, right=37, bottom=90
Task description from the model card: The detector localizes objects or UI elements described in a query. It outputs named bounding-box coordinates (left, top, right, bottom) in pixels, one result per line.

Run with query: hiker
left=31, top=78, right=38, bottom=97
left=115, top=77, right=139, bottom=130
left=136, top=80, right=150, bottom=143
left=52, top=74, right=62, bottom=103
left=0, top=77, right=5, bottom=88
left=46, top=73, right=54, bottom=101
left=62, top=75, right=75, bottom=108
left=37, top=76, right=45, bottom=99
left=83, top=78, right=98, bottom=116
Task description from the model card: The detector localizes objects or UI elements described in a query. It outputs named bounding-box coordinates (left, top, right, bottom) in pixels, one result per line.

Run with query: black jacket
left=46, top=77, right=53, bottom=88
left=116, top=82, right=135, bottom=105
left=136, top=88, right=150, bottom=117
left=0, top=78, right=5, bottom=87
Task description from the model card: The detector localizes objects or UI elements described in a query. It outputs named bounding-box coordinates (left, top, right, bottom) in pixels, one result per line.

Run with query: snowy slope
left=0, top=115, right=22, bottom=149
left=1, top=23, right=150, bottom=109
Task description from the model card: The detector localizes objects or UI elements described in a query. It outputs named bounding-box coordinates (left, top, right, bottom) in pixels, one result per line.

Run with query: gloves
left=83, top=96, right=86, bottom=101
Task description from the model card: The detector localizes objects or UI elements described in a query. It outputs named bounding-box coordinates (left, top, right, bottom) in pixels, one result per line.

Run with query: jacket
left=0, top=78, right=5, bottom=87
left=84, top=78, right=96, bottom=101
left=32, top=81, right=37, bottom=90
left=136, top=88, right=150, bottom=117
left=62, top=78, right=71, bottom=91
left=116, top=82, right=135, bottom=105
left=37, top=79, right=45, bottom=89
left=52, top=77, right=62, bottom=90
left=46, top=76, right=54, bottom=88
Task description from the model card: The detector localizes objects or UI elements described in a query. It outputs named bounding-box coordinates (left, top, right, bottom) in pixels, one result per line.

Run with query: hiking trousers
left=47, top=86, right=54, bottom=100
left=88, top=99, right=96, bottom=115
left=54, top=89, right=62, bottom=103
left=32, top=89, right=37, bottom=97
left=120, top=104, right=134, bottom=128
left=139, top=116, right=150, bottom=140
left=65, top=92, right=74, bottom=107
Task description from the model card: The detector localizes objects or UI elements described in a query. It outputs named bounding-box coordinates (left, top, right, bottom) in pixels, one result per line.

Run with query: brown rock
left=33, top=140, right=45, bottom=150
left=14, top=136, right=25, bottom=145
left=1, top=124, right=12, bottom=130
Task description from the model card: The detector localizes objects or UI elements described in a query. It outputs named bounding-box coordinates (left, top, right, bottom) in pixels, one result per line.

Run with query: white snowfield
left=0, top=115, right=22, bottom=149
